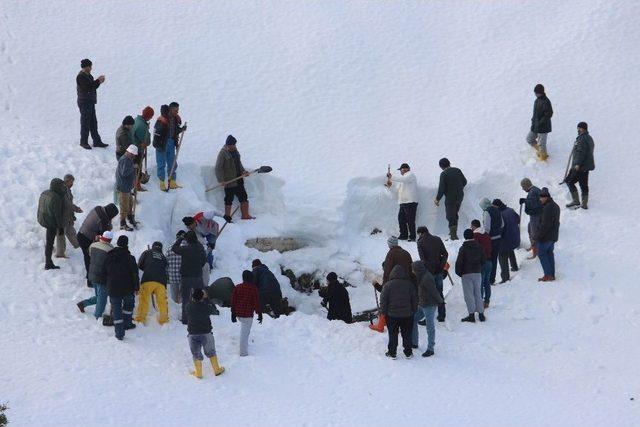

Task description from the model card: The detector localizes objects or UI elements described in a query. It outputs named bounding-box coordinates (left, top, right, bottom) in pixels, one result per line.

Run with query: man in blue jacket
left=252, top=259, right=283, bottom=317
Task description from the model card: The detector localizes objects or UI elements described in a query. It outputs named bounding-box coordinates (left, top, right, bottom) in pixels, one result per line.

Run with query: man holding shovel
left=215, top=135, right=255, bottom=220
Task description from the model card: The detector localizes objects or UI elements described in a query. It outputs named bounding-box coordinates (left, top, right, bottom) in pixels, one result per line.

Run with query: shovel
left=205, top=166, right=273, bottom=192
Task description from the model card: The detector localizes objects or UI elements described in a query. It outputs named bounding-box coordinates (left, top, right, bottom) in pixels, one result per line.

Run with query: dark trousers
left=489, top=239, right=500, bottom=284
left=224, top=182, right=248, bottom=205
left=78, top=102, right=102, bottom=146
left=445, top=202, right=461, bottom=227
left=498, top=250, right=518, bottom=282
left=566, top=170, right=589, bottom=196
left=111, top=294, right=135, bottom=339
left=387, top=315, right=413, bottom=354
left=260, top=290, right=283, bottom=317
left=398, top=202, right=418, bottom=240
left=45, top=228, right=57, bottom=266
left=77, top=232, right=93, bottom=287
left=434, top=272, right=446, bottom=320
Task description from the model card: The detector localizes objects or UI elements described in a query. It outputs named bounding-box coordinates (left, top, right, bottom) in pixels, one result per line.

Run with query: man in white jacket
left=387, top=163, right=419, bottom=241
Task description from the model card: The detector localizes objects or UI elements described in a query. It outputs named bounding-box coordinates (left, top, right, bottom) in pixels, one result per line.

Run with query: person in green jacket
left=434, top=158, right=467, bottom=240
left=37, top=178, right=66, bottom=270
left=565, top=122, right=595, bottom=209
left=131, top=106, right=154, bottom=192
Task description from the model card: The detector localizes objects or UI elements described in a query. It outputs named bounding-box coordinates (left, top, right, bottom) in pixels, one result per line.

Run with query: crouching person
left=411, top=261, right=443, bottom=357
left=231, top=271, right=262, bottom=356
left=135, top=242, right=169, bottom=325
left=320, top=272, right=353, bottom=324
left=456, top=229, right=486, bottom=323
left=105, top=235, right=139, bottom=340
left=187, top=289, right=225, bottom=378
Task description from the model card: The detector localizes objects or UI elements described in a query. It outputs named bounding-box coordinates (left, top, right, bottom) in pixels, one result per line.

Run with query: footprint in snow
left=549, top=300, right=562, bottom=314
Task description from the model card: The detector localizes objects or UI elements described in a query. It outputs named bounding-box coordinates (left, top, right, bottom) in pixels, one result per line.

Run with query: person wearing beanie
left=411, top=260, right=443, bottom=357
left=386, top=163, right=419, bottom=241
left=470, top=220, right=492, bottom=308
left=434, top=158, right=467, bottom=240
left=77, top=230, right=114, bottom=317
left=37, top=178, right=66, bottom=270
left=455, top=229, right=486, bottom=323
left=231, top=270, right=262, bottom=356
left=492, top=199, right=520, bottom=284
left=165, top=230, right=187, bottom=303
left=416, top=226, right=448, bottom=321
left=76, top=203, right=119, bottom=286
left=135, top=241, right=169, bottom=325
left=215, top=134, right=255, bottom=220
left=104, top=233, right=139, bottom=340
left=564, top=122, right=595, bottom=209
left=186, top=288, right=225, bottom=379
left=54, top=174, right=83, bottom=259
left=131, top=106, right=155, bottom=192
left=526, top=83, right=553, bottom=160
left=319, top=272, right=352, bottom=324
left=519, top=178, right=543, bottom=259
left=115, top=144, right=139, bottom=231
left=172, top=230, right=207, bottom=324
left=76, top=59, right=107, bottom=149
left=251, top=259, right=283, bottom=318
left=115, top=116, right=135, bottom=160
left=535, top=188, right=560, bottom=282
left=380, top=265, right=417, bottom=359
left=479, top=197, right=503, bottom=285
left=153, top=103, right=186, bottom=190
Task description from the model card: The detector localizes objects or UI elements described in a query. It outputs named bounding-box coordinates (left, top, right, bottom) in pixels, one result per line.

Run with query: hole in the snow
left=244, top=237, right=306, bottom=253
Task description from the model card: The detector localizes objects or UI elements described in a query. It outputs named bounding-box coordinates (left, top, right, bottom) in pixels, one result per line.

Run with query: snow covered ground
left=1, top=1, right=639, bottom=425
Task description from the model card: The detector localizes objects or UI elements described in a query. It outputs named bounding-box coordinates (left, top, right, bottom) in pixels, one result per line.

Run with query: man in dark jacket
left=480, top=197, right=504, bottom=285
left=76, top=58, right=107, bottom=149
left=526, top=83, right=553, bottom=160
left=153, top=104, right=171, bottom=191
left=471, top=219, right=492, bottom=308
left=77, top=203, right=118, bottom=286
left=172, top=230, right=207, bottom=324
left=206, top=277, right=235, bottom=307
left=105, top=235, right=139, bottom=340
left=77, top=231, right=113, bottom=318
left=55, top=174, right=83, bottom=258
left=37, top=178, right=66, bottom=270
left=215, top=135, right=254, bottom=219
left=434, top=158, right=467, bottom=240
left=319, top=272, right=352, bottom=324
left=380, top=265, right=417, bottom=359
left=115, top=116, right=135, bottom=160
left=135, top=242, right=169, bottom=325
left=493, top=199, right=520, bottom=284
left=416, top=226, right=448, bottom=321
left=535, top=188, right=560, bottom=282
left=411, top=261, right=443, bottom=357
left=116, top=144, right=138, bottom=231
left=251, top=259, right=283, bottom=317
left=519, top=178, right=543, bottom=258
left=455, top=229, right=486, bottom=322
left=186, top=289, right=225, bottom=379
left=565, top=122, right=595, bottom=210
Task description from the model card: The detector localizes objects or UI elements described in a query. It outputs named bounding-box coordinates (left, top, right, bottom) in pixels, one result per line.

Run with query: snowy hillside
left=1, top=1, right=639, bottom=426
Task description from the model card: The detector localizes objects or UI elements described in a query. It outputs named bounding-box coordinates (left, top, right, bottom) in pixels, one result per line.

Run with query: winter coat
left=37, top=178, right=66, bottom=229
left=436, top=167, right=467, bottom=205
left=88, top=241, right=113, bottom=285
left=193, top=211, right=222, bottom=248
left=76, top=71, right=101, bottom=105
left=383, top=245, right=415, bottom=284
left=105, top=246, right=140, bottom=297
left=472, top=229, right=492, bottom=259
left=115, top=125, right=133, bottom=158
left=455, top=240, right=485, bottom=277
left=253, top=264, right=282, bottom=295
left=231, top=282, right=261, bottom=318
left=115, top=154, right=135, bottom=193
left=152, top=115, right=169, bottom=150
left=138, top=248, right=168, bottom=285
left=131, top=115, right=150, bottom=148
left=324, top=278, right=352, bottom=323
left=536, top=198, right=560, bottom=243
left=167, top=114, right=183, bottom=140
left=498, top=206, right=521, bottom=252
left=416, top=231, right=448, bottom=275
left=571, top=132, right=595, bottom=171
left=531, top=94, right=553, bottom=134
left=187, top=301, right=216, bottom=335
left=380, top=265, right=418, bottom=318
left=165, top=239, right=185, bottom=285
left=215, top=148, right=246, bottom=188
left=524, top=186, right=543, bottom=217
left=171, top=238, right=207, bottom=278
left=391, top=171, right=418, bottom=204
left=78, top=205, right=117, bottom=242
left=206, top=277, right=235, bottom=307
left=483, top=205, right=504, bottom=240
left=412, top=261, right=444, bottom=307
left=61, top=187, right=81, bottom=226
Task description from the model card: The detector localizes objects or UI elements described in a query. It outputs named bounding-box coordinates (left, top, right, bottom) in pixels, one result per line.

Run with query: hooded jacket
left=524, top=185, right=543, bottom=217
left=105, top=246, right=140, bottom=297
left=412, top=261, right=444, bottom=307
left=472, top=228, right=492, bottom=259
left=383, top=245, right=415, bottom=284
left=37, top=178, right=66, bottom=229
left=497, top=204, right=521, bottom=252
left=455, top=239, right=485, bottom=276
left=252, top=264, right=282, bottom=295
left=138, top=248, right=168, bottom=285
left=323, top=278, right=352, bottom=323
left=380, top=265, right=417, bottom=318
left=536, top=198, right=560, bottom=243
left=171, top=234, right=207, bottom=278
left=416, top=231, right=448, bottom=275
left=78, top=204, right=118, bottom=242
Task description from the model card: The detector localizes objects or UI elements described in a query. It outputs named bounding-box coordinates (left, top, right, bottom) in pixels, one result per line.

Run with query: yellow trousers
left=135, top=281, right=169, bottom=324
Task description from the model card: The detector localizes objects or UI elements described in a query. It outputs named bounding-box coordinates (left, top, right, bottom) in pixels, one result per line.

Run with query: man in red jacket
left=231, top=270, right=263, bottom=356
left=471, top=220, right=492, bottom=308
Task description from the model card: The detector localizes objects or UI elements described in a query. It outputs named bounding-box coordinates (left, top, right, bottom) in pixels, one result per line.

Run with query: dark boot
left=224, top=205, right=234, bottom=223
left=127, top=214, right=139, bottom=229
left=385, top=351, right=397, bottom=360
left=581, top=195, right=589, bottom=210
left=449, top=226, right=459, bottom=240
left=45, top=263, right=60, bottom=270
left=478, top=313, right=486, bottom=322
left=422, top=349, right=434, bottom=357
left=102, top=315, right=114, bottom=326
left=93, top=141, right=109, bottom=148
left=566, top=191, right=580, bottom=208
left=77, top=301, right=85, bottom=313
left=461, top=313, right=475, bottom=323
left=120, top=220, right=133, bottom=231
left=80, top=143, right=92, bottom=150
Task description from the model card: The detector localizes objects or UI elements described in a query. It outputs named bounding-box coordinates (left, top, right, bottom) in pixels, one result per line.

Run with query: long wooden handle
left=166, top=124, right=187, bottom=191
left=217, top=206, right=240, bottom=236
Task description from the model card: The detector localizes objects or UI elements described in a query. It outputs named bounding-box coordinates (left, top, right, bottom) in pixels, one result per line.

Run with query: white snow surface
left=1, top=1, right=640, bottom=425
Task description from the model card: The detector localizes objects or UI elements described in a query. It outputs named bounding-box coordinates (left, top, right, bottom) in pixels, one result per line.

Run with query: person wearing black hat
left=492, top=199, right=520, bottom=284
left=135, top=241, right=169, bottom=325
left=215, top=135, right=254, bottom=220
left=115, top=116, right=135, bottom=160
left=251, top=259, right=284, bottom=318
left=455, top=229, right=485, bottom=322
left=172, top=230, right=207, bottom=324
left=77, top=203, right=119, bottom=287
left=104, top=235, right=139, bottom=340
left=76, top=59, right=107, bottom=149
left=526, top=84, right=553, bottom=160
left=319, top=272, right=353, bottom=324
left=434, top=158, right=467, bottom=240
left=564, top=122, right=595, bottom=209
left=166, top=230, right=187, bottom=303
left=535, top=188, right=560, bottom=282
left=386, top=163, right=419, bottom=241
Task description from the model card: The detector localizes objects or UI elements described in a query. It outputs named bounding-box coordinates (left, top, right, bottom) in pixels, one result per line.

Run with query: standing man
left=167, top=102, right=186, bottom=189
left=470, top=220, right=492, bottom=308
left=116, top=145, right=138, bottom=231
left=105, top=235, right=139, bottom=340
left=76, top=59, right=107, bottom=150
left=565, top=122, right=595, bottom=209
left=231, top=271, right=263, bottom=357
left=55, top=174, right=83, bottom=258
left=519, top=178, right=542, bottom=259
left=493, top=199, right=520, bottom=284
left=416, top=226, right=448, bottom=322
left=215, top=135, right=254, bottom=220
left=37, top=178, right=66, bottom=270
left=115, top=116, right=135, bottom=160
left=380, top=265, right=417, bottom=359
left=387, top=163, right=419, bottom=241
left=526, top=84, right=553, bottom=160
left=131, top=106, right=155, bottom=192
left=479, top=197, right=503, bottom=285
left=411, top=261, right=443, bottom=357
left=166, top=230, right=186, bottom=304
left=455, top=229, right=486, bottom=323
left=434, top=158, right=467, bottom=240
left=251, top=259, right=283, bottom=317
left=535, top=188, right=560, bottom=282
left=171, top=230, right=207, bottom=324
left=153, top=105, right=170, bottom=191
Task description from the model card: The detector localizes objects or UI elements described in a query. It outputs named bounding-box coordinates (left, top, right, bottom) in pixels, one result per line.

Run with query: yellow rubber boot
left=210, top=356, right=225, bottom=376
left=191, top=360, right=203, bottom=379
left=169, top=179, right=182, bottom=189
left=159, top=181, right=167, bottom=191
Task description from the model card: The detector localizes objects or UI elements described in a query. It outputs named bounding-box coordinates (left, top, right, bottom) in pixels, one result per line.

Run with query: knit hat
left=152, top=241, right=163, bottom=251
left=80, top=58, right=92, bottom=68
left=242, top=270, right=254, bottom=283
left=463, top=229, right=474, bottom=240
left=122, top=115, right=134, bottom=126
left=479, top=197, right=491, bottom=210
left=226, top=135, right=237, bottom=146
left=397, top=163, right=410, bottom=170
left=100, top=231, right=114, bottom=242
left=252, top=259, right=262, bottom=268
left=577, top=121, right=588, bottom=130
left=182, top=216, right=195, bottom=227
left=521, top=178, right=532, bottom=190
left=540, top=187, right=551, bottom=198
left=534, top=84, right=545, bottom=94
left=117, top=235, right=129, bottom=248
left=416, top=226, right=428, bottom=235
left=184, top=230, right=197, bottom=244
left=439, top=158, right=450, bottom=168
left=126, top=145, right=138, bottom=156
left=492, top=199, right=506, bottom=209
left=142, top=106, right=154, bottom=121
left=387, top=236, right=398, bottom=248
left=326, top=272, right=338, bottom=282
left=104, top=203, right=119, bottom=219
left=192, top=288, right=204, bottom=301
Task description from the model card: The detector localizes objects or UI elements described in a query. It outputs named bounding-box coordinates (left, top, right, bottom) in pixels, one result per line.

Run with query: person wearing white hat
left=116, top=144, right=139, bottom=231
left=76, top=230, right=114, bottom=318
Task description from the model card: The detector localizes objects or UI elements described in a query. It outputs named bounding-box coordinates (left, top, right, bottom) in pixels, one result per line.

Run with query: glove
left=57, top=228, right=64, bottom=236
left=207, top=242, right=215, bottom=250
left=223, top=215, right=233, bottom=223
left=373, top=282, right=383, bottom=292
left=231, top=313, right=237, bottom=323
left=519, top=198, right=526, bottom=205
left=181, top=124, right=187, bottom=132
left=257, top=313, right=263, bottom=324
